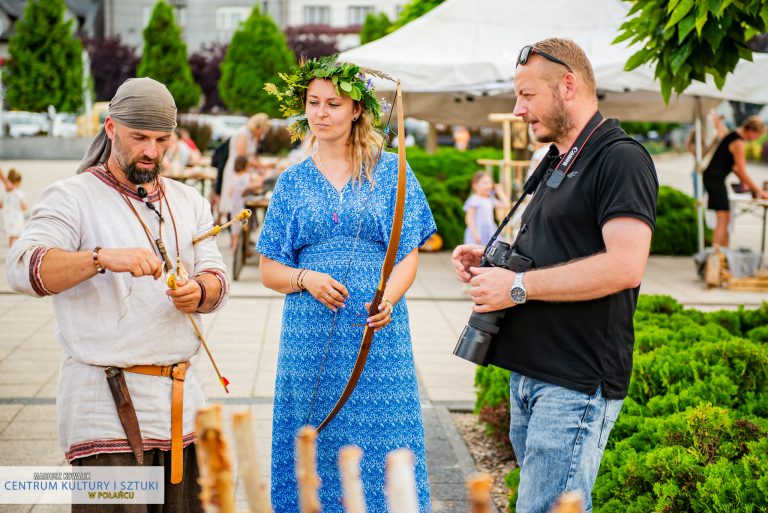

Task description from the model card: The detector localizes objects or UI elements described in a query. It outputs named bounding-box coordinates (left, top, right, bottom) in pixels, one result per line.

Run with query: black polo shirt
left=488, top=119, right=658, bottom=399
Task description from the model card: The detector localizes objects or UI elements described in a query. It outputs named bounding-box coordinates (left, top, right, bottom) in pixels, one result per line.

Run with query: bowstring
left=306, top=86, right=400, bottom=425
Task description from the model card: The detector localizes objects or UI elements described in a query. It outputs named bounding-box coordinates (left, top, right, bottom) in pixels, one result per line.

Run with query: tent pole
left=426, top=123, right=438, bottom=154
left=694, top=97, right=705, bottom=253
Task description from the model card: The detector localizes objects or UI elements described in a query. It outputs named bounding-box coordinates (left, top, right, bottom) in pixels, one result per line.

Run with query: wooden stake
left=232, top=411, right=272, bottom=513
left=339, top=446, right=367, bottom=513
left=385, top=449, right=419, bottom=513
left=466, top=473, right=493, bottom=513
left=551, top=491, right=584, bottom=513
left=195, top=405, right=235, bottom=513
left=296, top=426, right=322, bottom=513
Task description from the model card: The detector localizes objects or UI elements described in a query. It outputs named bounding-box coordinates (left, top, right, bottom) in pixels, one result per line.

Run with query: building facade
left=103, top=0, right=402, bottom=54
left=1, top=0, right=404, bottom=61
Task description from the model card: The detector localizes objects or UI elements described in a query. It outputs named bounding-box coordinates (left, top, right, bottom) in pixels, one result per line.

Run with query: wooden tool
left=296, top=426, right=322, bottom=513
left=195, top=405, right=235, bottom=513
left=232, top=411, right=272, bottom=513
left=385, top=449, right=419, bottom=513
left=339, top=446, right=367, bottom=513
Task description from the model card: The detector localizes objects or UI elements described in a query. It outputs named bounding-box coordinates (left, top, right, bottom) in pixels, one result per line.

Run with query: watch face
left=510, top=287, right=526, bottom=304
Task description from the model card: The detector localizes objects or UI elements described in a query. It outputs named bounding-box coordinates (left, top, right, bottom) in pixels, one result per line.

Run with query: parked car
left=76, top=102, right=110, bottom=137
left=195, top=114, right=248, bottom=144
left=53, top=113, right=78, bottom=138
left=4, top=112, right=47, bottom=137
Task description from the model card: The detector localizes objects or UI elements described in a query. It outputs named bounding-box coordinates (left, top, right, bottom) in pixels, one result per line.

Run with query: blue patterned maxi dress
left=257, top=152, right=436, bottom=512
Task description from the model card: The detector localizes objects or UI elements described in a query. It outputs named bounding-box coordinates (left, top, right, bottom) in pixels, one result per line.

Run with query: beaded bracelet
left=92, top=247, right=106, bottom=274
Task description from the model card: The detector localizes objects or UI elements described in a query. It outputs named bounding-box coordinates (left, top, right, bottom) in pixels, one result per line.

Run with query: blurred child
left=229, top=156, right=252, bottom=251
left=1, top=169, right=28, bottom=246
left=464, top=171, right=510, bottom=246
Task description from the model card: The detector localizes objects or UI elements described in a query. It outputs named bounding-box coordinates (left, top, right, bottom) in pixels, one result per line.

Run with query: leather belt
left=124, top=360, right=190, bottom=485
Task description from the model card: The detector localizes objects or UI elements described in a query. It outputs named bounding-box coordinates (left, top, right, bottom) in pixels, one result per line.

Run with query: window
left=216, top=7, right=251, bottom=31
left=348, top=6, right=374, bottom=26
left=304, top=5, right=330, bottom=25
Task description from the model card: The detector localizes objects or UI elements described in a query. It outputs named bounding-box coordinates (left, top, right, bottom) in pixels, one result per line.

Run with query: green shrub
left=594, top=405, right=768, bottom=512
left=651, top=186, right=700, bottom=255
left=416, top=176, right=464, bottom=248
left=219, top=5, right=294, bottom=116
left=407, top=147, right=503, bottom=248
left=138, top=1, right=201, bottom=111
left=505, top=467, right=521, bottom=512
left=476, top=295, right=768, bottom=510
left=4, top=0, right=83, bottom=112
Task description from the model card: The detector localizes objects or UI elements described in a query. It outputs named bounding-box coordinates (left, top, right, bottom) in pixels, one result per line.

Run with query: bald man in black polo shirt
left=452, top=38, right=658, bottom=513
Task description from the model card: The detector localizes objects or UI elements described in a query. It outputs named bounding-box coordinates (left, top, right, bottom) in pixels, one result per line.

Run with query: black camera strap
left=483, top=111, right=605, bottom=252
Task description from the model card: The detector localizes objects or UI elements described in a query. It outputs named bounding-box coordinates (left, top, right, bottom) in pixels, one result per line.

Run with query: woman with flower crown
left=258, top=57, right=435, bottom=511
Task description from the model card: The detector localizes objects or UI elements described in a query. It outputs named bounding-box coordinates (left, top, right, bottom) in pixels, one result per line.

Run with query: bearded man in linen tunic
left=5, top=78, right=228, bottom=512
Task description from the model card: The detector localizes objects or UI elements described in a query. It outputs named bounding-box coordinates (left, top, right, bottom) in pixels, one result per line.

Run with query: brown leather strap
left=124, top=361, right=189, bottom=484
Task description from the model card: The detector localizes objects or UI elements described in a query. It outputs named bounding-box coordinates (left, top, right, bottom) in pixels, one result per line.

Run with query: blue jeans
left=508, top=372, right=623, bottom=513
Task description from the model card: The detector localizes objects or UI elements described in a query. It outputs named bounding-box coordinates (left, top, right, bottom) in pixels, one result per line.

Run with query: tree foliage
left=83, top=36, right=140, bottom=102
left=137, top=0, right=201, bottom=111
left=478, top=296, right=768, bottom=512
left=360, top=12, right=392, bottom=44
left=391, top=0, right=445, bottom=31
left=219, top=6, right=295, bottom=115
left=284, top=25, right=339, bottom=60
left=615, top=0, right=768, bottom=103
left=4, top=0, right=83, bottom=112
left=189, top=43, right=227, bottom=112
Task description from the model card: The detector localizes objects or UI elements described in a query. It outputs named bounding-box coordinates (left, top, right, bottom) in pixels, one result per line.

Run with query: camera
left=452, top=150, right=550, bottom=366
left=452, top=240, right=533, bottom=366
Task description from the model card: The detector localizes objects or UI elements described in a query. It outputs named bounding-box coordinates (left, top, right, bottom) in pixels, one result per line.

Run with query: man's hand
left=167, top=278, right=202, bottom=313
left=469, top=267, right=516, bottom=313
left=451, top=244, right=485, bottom=283
left=98, top=248, right=163, bottom=279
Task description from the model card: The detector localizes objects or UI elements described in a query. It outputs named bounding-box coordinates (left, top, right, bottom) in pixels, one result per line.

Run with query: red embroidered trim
left=198, top=268, right=228, bottom=311
left=85, top=165, right=163, bottom=202
left=29, top=247, right=52, bottom=297
left=65, top=433, right=196, bottom=462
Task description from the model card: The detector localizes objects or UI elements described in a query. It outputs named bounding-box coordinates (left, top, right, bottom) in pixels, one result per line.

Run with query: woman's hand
left=364, top=298, right=393, bottom=332
left=302, top=270, right=349, bottom=311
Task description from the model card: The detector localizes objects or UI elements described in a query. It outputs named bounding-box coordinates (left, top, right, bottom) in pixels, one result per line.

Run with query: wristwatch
left=509, top=272, right=527, bottom=305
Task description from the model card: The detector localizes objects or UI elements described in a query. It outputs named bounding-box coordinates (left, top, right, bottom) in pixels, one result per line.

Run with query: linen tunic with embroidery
left=5, top=166, right=229, bottom=461
left=257, top=152, right=436, bottom=512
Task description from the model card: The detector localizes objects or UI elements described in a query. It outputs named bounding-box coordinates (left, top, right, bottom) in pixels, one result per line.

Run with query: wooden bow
left=315, top=81, right=407, bottom=433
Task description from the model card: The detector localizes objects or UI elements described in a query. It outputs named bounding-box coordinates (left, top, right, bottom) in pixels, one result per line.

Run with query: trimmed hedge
left=408, top=148, right=701, bottom=256
left=407, top=147, right=504, bottom=248
left=651, top=185, right=707, bottom=256
left=474, top=296, right=768, bottom=512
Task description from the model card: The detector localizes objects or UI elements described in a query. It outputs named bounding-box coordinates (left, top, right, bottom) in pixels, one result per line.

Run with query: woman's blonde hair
left=742, top=115, right=766, bottom=134
left=347, top=107, right=384, bottom=184
left=247, top=113, right=271, bottom=133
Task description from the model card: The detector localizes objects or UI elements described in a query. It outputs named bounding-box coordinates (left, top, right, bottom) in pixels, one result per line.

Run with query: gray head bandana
left=76, top=77, right=177, bottom=174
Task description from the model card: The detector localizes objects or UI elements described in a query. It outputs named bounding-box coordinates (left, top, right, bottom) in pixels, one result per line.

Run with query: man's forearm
left=40, top=249, right=98, bottom=294
left=195, top=272, right=223, bottom=313
left=525, top=251, right=643, bottom=303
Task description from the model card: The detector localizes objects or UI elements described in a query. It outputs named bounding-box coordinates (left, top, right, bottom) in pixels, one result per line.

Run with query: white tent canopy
left=340, top=0, right=768, bottom=124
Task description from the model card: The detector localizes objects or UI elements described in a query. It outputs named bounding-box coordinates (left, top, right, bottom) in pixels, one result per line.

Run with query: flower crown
left=265, top=55, right=392, bottom=141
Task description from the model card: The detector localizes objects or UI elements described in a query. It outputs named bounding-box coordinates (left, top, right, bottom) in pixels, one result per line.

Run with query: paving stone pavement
left=1, top=155, right=767, bottom=512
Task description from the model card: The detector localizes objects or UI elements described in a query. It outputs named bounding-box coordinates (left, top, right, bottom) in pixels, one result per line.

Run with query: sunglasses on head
left=517, top=45, right=572, bottom=72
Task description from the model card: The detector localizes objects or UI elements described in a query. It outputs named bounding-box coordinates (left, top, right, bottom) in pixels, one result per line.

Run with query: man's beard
left=113, top=133, right=161, bottom=185
left=534, top=93, right=574, bottom=144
